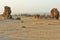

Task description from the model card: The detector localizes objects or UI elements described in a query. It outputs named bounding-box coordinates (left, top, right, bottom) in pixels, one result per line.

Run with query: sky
left=0, top=0, right=60, bottom=14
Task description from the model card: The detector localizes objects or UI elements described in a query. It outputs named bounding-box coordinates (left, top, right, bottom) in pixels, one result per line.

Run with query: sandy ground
left=0, top=16, right=60, bottom=40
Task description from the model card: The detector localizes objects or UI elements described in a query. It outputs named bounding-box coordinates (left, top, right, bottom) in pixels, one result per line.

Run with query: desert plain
left=0, top=16, right=60, bottom=40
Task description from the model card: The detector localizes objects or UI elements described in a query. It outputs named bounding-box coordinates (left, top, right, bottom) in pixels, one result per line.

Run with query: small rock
left=22, top=26, right=26, bottom=28
left=16, top=17, right=21, bottom=20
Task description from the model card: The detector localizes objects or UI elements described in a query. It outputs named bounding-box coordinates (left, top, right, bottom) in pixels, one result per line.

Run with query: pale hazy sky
left=0, top=0, right=60, bottom=14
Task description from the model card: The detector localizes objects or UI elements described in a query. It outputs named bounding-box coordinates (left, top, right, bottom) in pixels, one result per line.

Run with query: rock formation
left=1, top=6, right=12, bottom=20
left=50, top=8, right=59, bottom=19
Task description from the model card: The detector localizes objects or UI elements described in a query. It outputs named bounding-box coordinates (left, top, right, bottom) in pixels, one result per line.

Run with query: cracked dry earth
left=0, top=17, right=60, bottom=40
